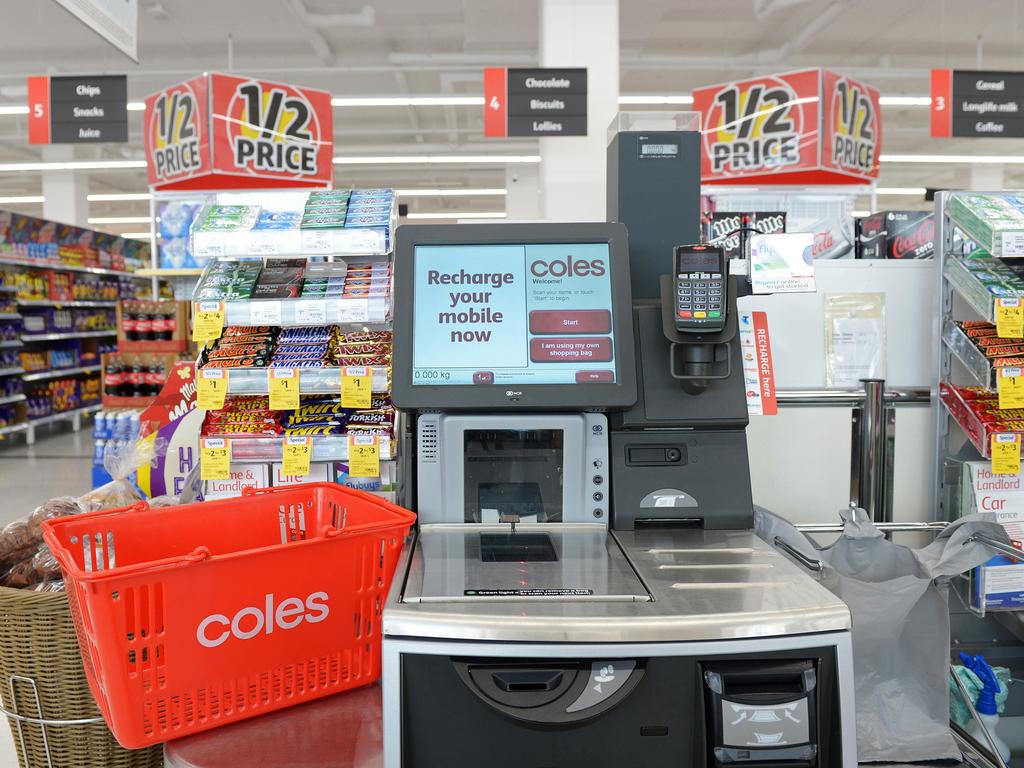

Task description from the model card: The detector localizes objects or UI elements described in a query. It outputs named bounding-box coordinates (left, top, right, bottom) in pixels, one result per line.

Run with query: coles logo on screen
left=224, top=80, right=323, bottom=177
left=149, top=83, right=203, bottom=182
left=195, top=591, right=329, bottom=648
left=530, top=254, right=606, bottom=282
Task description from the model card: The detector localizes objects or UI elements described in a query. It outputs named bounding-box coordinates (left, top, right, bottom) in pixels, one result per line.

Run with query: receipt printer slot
left=627, top=444, right=686, bottom=466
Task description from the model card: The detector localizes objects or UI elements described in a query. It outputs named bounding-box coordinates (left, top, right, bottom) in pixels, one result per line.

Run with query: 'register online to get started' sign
left=144, top=72, right=333, bottom=190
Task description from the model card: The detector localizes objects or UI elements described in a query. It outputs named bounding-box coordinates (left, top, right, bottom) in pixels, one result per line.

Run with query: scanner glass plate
left=404, top=525, right=651, bottom=603
left=465, top=429, right=564, bottom=524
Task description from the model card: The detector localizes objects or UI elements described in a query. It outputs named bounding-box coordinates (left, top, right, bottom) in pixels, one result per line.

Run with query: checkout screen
left=412, top=243, right=616, bottom=386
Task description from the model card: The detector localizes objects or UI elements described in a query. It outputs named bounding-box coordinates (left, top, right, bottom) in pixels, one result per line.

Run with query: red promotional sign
left=930, top=68, right=953, bottom=138
left=210, top=73, right=333, bottom=187
left=27, top=75, right=51, bottom=145
left=752, top=311, right=777, bottom=416
left=145, top=75, right=210, bottom=187
left=483, top=67, right=508, bottom=137
left=694, top=68, right=881, bottom=185
left=144, top=73, right=333, bottom=191
left=820, top=71, right=881, bottom=181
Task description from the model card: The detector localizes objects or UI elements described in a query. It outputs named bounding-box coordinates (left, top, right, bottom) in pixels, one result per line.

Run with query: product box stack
left=961, top=461, right=1024, bottom=610
left=855, top=211, right=934, bottom=259
left=949, top=193, right=1024, bottom=257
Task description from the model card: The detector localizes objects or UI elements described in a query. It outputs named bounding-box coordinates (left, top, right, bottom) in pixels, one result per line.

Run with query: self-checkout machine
left=381, top=113, right=856, bottom=768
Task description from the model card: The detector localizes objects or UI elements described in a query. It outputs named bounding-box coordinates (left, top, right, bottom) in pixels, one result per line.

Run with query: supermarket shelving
left=17, top=299, right=118, bottom=308
left=0, top=394, right=25, bottom=407
left=0, top=421, right=28, bottom=438
left=219, top=295, right=391, bottom=328
left=0, top=403, right=100, bottom=444
left=0, top=367, right=24, bottom=378
left=0, top=313, right=20, bottom=321
left=136, top=267, right=204, bottom=277
left=223, top=433, right=394, bottom=463
left=0, top=255, right=146, bottom=279
left=0, top=340, right=21, bottom=349
left=22, top=365, right=102, bottom=383
left=940, top=319, right=999, bottom=390
left=219, top=366, right=391, bottom=395
left=21, top=330, right=116, bottom=342
left=0, top=285, right=16, bottom=294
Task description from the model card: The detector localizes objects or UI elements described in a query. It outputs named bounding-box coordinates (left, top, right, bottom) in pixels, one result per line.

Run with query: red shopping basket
left=41, top=483, right=415, bottom=749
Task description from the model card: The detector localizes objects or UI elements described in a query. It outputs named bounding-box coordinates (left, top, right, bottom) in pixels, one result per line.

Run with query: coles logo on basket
left=222, top=80, right=323, bottom=177
left=196, top=591, right=330, bottom=648
left=701, top=76, right=804, bottom=175
left=828, top=77, right=879, bottom=175
left=147, top=81, right=204, bottom=182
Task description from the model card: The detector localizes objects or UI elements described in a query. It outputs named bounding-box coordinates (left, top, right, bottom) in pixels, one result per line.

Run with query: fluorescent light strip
left=396, top=188, right=507, bottom=197
left=875, top=187, right=927, bottom=195
left=88, top=192, right=152, bottom=202
left=126, top=102, right=145, bottom=111
left=618, top=95, right=694, bottom=105
left=120, top=231, right=156, bottom=239
left=334, top=155, right=540, bottom=165
left=878, top=96, right=931, bottom=106
left=406, top=212, right=507, bottom=220
left=881, top=154, right=1024, bottom=164
left=332, top=96, right=484, bottom=107
left=852, top=210, right=872, bottom=217
left=0, top=195, right=44, bottom=204
left=0, top=160, right=146, bottom=172
left=88, top=215, right=152, bottom=224
left=0, top=106, right=29, bottom=115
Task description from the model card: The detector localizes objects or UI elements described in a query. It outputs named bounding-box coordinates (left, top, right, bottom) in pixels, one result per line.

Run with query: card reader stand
left=660, top=275, right=738, bottom=393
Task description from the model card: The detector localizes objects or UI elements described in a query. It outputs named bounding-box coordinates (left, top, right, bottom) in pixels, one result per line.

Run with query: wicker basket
left=0, top=586, right=163, bottom=768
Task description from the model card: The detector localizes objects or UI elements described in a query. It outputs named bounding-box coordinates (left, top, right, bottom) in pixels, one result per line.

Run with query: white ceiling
left=0, top=0, right=1023, bottom=232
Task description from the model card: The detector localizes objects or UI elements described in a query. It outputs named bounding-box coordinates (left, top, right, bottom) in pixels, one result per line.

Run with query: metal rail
left=775, top=386, right=931, bottom=406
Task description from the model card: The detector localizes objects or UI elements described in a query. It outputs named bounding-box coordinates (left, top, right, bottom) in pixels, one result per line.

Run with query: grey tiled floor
left=0, top=426, right=94, bottom=766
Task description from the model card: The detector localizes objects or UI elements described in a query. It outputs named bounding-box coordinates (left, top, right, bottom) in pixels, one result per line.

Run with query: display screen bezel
left=392, top=223, right=637, bottom=411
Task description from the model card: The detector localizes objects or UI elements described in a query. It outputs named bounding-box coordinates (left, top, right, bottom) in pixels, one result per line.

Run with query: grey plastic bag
left=754, top=506, right=1009, bottom=763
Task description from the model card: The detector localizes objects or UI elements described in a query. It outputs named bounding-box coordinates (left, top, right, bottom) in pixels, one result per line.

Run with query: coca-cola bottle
left=144, top=362, right=163, bottom=396
left=104, top=357, right=123, bottom=397
left=135, top=303, right=153, bottom=341
left=127, top=357, right=144, bottom=398
left=122, top=302, right=138, bottom=341
left=153, top=303, right=173, bottom=341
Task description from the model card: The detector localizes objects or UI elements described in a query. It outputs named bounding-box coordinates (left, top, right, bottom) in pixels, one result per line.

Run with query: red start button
left=530, top=337, right=613, bottom=362
left=575, top=370, right=614, bottom=382
left=528, top=309, right=611, bottom=335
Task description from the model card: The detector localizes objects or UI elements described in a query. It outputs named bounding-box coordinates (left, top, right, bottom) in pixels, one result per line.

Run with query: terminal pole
left=856, top=378, right=890, bottom=523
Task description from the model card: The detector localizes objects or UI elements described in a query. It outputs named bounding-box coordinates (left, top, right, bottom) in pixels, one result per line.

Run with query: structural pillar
left=539, top=0, right=619, bottom=222
left=41, top=145, right=88, bottom=226
left=505, top=164, right=541, bottom=221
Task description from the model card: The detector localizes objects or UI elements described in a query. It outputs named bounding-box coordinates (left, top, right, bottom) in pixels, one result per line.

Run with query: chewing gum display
left=949, top=194, right=1024, bottom=257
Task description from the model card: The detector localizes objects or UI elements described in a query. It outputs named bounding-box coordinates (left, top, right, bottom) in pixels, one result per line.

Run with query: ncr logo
left=196, top=591, right=329, bottom=648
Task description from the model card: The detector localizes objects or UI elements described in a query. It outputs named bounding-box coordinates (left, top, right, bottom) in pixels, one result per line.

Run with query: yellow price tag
left=268, top=368, right=300, bottom=410
left=281, top=435, right=312, bottom=477
left=192, top=301, right=225, bottom=343
left=996, top=298, right=1024, bottom=339
left=341, top=366, right=372, bottom=409
left=200, top=438, right=231, bottom=481
left=196, top=368, right=228, bottom=410
left=997, top=366, right=1024, bottom=409
left=991, top=432, right=1021, bottom=475
left=348, top=434, right=380, bottom=478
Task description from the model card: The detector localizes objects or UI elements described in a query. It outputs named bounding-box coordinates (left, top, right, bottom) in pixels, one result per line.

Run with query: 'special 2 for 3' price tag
left=991, top=433, right=1021, bottom=475
left=998, top=366, right=1024, bottom=409
left=192, top=301, right=225, bottom=343
left=996, top=298, right=1024, bottom=339
left=341, top=366, right=372, bottom=409
left=200, top=438, right=231, bottom=481
left=268, top=368, right=300, bottom=410
left=281, top=435, right=312, bottom=477
left=348, top=434, right=380, bottom=477
left=197, top=368, right=228, bottom=410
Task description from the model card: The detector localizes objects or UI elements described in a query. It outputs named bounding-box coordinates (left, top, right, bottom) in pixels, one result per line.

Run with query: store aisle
left=0, top=427, right=94, bottom=526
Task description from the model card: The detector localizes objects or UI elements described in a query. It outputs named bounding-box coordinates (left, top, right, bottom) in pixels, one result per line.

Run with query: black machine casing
left=607, top=130, right=702, bottom=300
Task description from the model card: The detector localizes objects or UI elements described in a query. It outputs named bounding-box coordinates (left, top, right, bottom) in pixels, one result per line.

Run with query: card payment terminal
left=674, top=244, right=727, bottom=333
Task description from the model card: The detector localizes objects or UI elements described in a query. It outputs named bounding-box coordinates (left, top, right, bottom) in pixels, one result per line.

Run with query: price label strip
left=192, top=301, right=225, bottom=343
left=996, top=298, right=1024, bottom=339
left=341, top=366, right=372, bottom=409
left=197, top=368, right=228, bottom=410
left=991, top=432, right=1021, bottom=475
left=281, top=435, right=313, bottom=477
left=294, top=299, right=327, bottom=326
left=348, top=434, right=380, bottom=478
left=201, top=438, right=231, bottom=481
left=268, top=368, right=300, bottom=411
left=249, top=300, right=282, bottom=325
left=998, top=366, right=1024, bottom=409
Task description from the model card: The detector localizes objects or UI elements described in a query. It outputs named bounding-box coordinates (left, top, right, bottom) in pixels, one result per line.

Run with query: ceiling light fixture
left=88, top=192, right=153, bottom=202
left=331, top=96, right=484, bottom=107
left=617, top=95, right=695, bottom=105
left=874, top=187, right=928, bottom=195
left=405, top=212, right=508, bottom=220
left=0, top=160, right=147, bottom=172
left=0, top=106, right=29, bottom=115
left=119, top=231, right=157, bottom=239
left=0, top=195, right=44, bottom=204
left=334, top=155, right=540, bottom=165
left=396, top=188, right=508, bottom=197
left=877, top=96, right=931, bottom=107
left=880, top=154, right=1024, bottom=164
left=88, top=215, right=152, bottom=224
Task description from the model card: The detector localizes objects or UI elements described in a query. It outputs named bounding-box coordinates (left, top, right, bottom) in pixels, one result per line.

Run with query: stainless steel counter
left=384, top=525, right=851, bottom=643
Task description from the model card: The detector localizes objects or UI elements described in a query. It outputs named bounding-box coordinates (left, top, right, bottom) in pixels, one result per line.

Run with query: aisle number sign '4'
left=145, top=72, right=333, bottom=190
